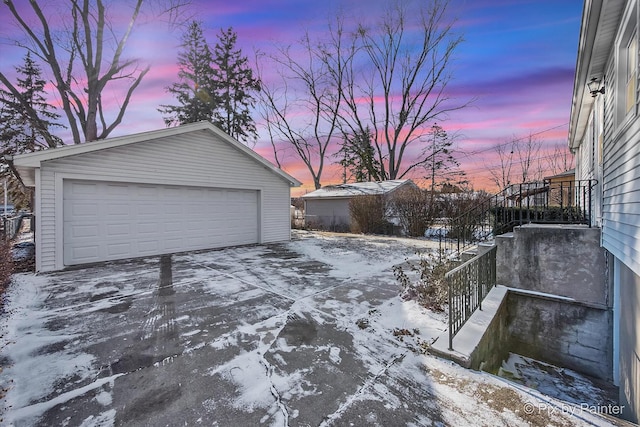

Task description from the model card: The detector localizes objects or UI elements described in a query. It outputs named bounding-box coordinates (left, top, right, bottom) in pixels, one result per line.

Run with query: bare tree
left=0, top=0, right=189, bottom=144
left=515, top=133, right=543, bottom=183
left=258, top=20, right=352, bottom=189
left=487, top=140, right=515, bottom=191
left=259, top=1, right=467, bottom=187
left=338, top=0, right=467, bottom=180
left=546, top=143, right=575, bottom=176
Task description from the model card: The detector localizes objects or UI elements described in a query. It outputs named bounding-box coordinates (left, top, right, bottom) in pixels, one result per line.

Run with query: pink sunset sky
left=0, top=0, right=583, bottom=196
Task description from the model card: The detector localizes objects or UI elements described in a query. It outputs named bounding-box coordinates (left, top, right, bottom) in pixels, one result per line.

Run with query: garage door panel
left=69, top=182, right=98, bottom=195
left=68, top=224, right=100, bottom=238
left=107, top=203, right=131, bottom=216
left=106, top=223, right=130, bottom=236
left=67, top=245, right=99, bottom=262
left=138, top=222, right=160, bottom=234
left=107, top=242, right=132, bottom=257
left=67, top=202, right=99, bottom=218
left=63, top=180, right=258, bottom=265
left=106, top=184, right=130, bottom=197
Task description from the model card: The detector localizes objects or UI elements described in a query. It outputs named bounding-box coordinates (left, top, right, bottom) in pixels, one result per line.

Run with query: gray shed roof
left=301, top=179, right=415, bottom=199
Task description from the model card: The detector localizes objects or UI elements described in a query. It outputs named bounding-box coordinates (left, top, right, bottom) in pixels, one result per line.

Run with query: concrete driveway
left=0, top=232, right=622, bottom=426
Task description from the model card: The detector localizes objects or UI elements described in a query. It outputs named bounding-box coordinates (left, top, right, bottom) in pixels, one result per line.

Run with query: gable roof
left=301, top=179, right=415, bottom=199
left=7, top=121, right=301, bottom=187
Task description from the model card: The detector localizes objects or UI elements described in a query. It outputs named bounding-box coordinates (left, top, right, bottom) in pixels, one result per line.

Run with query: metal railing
left=442, top=179, right=597, bottom=256
left=445, top=245, right=497, bottom=350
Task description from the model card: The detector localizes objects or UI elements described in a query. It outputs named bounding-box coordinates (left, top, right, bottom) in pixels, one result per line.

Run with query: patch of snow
left=1, top=274, right=98, bottom=424
left=329, top=346, right=342, bottom=364
left=78, top=409, right=116, bottom=427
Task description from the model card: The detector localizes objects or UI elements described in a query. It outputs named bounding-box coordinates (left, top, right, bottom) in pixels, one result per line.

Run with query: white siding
left=38, top=129, right=291, bottom=271
left=602, top=115, right=640, bottom=277
left=304, top=198, right=351, bottom=230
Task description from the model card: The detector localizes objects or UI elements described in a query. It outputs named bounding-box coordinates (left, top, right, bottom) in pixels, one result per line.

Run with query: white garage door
left=63, top=180, right=259, bottom=265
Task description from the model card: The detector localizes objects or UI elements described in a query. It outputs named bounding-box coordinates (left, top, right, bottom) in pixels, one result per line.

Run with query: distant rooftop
left=301, top=179, right=414, bottom=199
left=545, top=169, right=575, bottom=180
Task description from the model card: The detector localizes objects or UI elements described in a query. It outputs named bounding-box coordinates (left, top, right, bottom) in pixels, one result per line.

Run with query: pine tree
left=211, top=27, right=261, bottom=143
left=159, top=21, right=217, bottom=126
left=0, top=52, right=63, bottom=153
left=0, top=52, right=63, bottom=209
left=337, top=128, right=382, bottom=182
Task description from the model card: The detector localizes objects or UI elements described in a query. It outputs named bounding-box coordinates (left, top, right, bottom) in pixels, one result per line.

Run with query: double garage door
left=63, top=180, right=259, bottom=265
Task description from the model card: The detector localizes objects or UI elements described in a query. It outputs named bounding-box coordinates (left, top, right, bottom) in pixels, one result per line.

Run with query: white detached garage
left=10, top=121, right=301, bottom=272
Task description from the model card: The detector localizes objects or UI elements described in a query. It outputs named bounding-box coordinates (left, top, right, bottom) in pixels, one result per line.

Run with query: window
left=625, top=32, right=637, bottom=114
left=615, top=3, right=638, bottom=126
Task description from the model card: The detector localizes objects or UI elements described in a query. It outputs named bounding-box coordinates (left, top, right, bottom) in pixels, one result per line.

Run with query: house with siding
left=301, top=179, right=417, bottom=231
left=568, top=0, right=640, bottom=421
left=8, top=121, right=301, bottom=272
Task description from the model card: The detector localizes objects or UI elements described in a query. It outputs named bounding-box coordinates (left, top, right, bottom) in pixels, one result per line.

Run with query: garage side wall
left=37, top=130, right=291, bottom=271
left=304, top=198, right=351, bottom=231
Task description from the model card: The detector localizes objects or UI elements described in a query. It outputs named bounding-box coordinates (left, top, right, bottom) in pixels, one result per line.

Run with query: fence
left=445, top=245, right=497, bottom=350
left=1, top=214, right=29, bottom=241
left=443, top=179, right=597, bottom=256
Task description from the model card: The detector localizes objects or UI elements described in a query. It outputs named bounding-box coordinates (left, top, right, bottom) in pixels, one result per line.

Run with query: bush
left=349, top=195, right=393, bottom=234
left=393, top=251, right=457, bottom=311
left=392, top=187, right=433, bottom=237
left=0, top=240, right=13, bottom=293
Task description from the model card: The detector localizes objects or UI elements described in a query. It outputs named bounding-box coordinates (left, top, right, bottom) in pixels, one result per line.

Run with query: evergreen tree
left=0, top=52, right=63, bottom=153
left=159, top=21, right=217, bottom=126
left=211, top=27, right=261, bottom=143
left=337, top=128, right=382, bottom=182
left=0, top=52, right=63, bottom=209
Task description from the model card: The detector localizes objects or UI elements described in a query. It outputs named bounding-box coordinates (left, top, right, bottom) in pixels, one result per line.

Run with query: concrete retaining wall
left=496, top=224, right=609, bottom=307
left=506, top=291, right=613, bottom=381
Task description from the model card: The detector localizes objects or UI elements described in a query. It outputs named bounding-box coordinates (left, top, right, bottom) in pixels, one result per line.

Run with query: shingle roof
left=301, top=179, right=414, bottom=199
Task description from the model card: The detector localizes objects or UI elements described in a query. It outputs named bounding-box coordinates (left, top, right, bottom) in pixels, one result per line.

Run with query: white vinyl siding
left=601, top=2, right=640, bottom=277
left=304, top=198, right=351, bottom=229
left=37, top=129, right=292, bottom=271
left=602, top=117, right=640, bottom=276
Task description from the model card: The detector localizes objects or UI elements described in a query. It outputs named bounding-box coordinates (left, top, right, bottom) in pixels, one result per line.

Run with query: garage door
left=63, top=180, right=259, bottom=265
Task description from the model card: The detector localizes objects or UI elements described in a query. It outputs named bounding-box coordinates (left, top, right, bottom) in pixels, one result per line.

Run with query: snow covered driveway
left=0, top=231, right=620, bottom=426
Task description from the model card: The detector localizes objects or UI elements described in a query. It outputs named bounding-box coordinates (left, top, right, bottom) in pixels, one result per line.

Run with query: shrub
left=0, top=240, right=13, bottom=293
left=393, top=251, right=457, bottom=311
left=391, top=187, right=433, bottom=237
left=349, top=194, right=392, bottom=234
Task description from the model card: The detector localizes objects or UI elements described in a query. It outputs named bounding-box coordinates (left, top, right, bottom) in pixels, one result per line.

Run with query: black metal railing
left=445, top=245, right=497, bottom=350
left=441, top=179, right=597, bottom=256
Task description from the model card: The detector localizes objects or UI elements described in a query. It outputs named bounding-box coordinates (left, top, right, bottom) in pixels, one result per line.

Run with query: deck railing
left=443, top=179, right=597, bottom=256
left=445, top=245, right=497, bottom=350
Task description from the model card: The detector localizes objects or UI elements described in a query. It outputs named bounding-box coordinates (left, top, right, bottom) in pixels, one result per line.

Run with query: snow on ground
left=0, top=230, right=626, bottom=426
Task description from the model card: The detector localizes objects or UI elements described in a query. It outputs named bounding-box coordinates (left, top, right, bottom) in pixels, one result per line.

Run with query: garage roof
left=7, top=121, right=302, bottom=187
left=301, top=179, right=415, bottom=199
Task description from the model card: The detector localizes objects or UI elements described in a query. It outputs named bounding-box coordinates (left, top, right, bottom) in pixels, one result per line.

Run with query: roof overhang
left=568, top=0, right=625, bottom=150
left=8, top=121, right=302, bottom=188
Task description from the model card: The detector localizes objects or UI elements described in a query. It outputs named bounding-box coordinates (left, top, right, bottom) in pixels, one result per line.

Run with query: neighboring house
left=545, top=169, right=576, bottom=207
left=7, top=121, right=301, bottom=272
left=301, top=179, right=417, bottom=231
left=568, top=0, right=640, bottom=422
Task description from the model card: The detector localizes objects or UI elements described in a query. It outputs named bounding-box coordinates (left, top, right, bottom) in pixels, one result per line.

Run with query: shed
left=301, top=179, right=416, bottom=230
left=8, top=121, right=301, bottom=272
